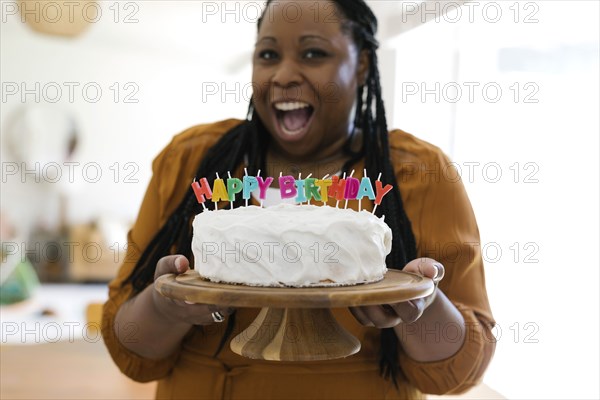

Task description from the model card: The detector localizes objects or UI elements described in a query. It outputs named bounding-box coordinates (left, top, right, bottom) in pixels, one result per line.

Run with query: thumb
left=154, top=255, right=190, bottom=280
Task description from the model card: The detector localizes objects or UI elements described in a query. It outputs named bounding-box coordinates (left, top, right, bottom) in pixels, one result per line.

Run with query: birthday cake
left=191, top=203, right=392, bottom=287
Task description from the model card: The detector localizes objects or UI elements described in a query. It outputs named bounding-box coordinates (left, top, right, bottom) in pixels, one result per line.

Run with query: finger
left=154, top=255, right=190, bottom=280
left=404, top=258, right=444, bottom=281
left=349, top=307, right=375, bottom=327
left=360, top=305, right=402, bottom=329
left=388, top=299, right=425, bottom=323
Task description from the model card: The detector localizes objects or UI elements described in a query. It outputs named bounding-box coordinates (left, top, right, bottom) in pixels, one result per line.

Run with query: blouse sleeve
left=101, top=120, right=241, bottom=382
left=392, top=132, right=496, bottom=394
left=100, top=145, right=183, bottom=382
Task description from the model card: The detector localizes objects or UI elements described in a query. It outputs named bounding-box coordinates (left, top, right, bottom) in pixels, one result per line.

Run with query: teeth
left=274, top=102, right=310, bottom=111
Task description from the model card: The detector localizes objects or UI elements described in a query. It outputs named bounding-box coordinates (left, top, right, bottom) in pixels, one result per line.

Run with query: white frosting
left=192, top=204, right=392, bottom=287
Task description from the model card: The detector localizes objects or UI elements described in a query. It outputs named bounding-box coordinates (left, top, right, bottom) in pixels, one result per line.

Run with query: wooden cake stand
left=155, top=270, right=433, bottom=362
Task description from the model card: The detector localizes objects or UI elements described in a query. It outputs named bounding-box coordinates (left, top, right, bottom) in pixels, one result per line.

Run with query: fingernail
left=175, top=257, right=182, bottom=272
left=184, top=300, right=194, bottom=305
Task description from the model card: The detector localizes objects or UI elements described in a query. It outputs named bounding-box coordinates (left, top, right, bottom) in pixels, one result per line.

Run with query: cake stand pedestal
left=155, top=270, right=433, bottom=361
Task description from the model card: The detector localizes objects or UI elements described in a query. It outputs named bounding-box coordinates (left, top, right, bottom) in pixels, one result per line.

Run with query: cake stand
left=155, top=270, right=433, bottom=361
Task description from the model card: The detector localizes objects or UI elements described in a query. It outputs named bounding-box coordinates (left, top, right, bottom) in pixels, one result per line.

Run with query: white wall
left=1, top=1, right=256, bottom=230
left=391, top=2, right=599, bottom=399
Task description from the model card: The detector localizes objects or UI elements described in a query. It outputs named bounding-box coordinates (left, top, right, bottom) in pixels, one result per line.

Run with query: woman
left=102, top=1, right=496, bottom=398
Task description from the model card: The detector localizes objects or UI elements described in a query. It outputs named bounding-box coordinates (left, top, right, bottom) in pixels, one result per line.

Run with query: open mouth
left=273, top=101, right=315, bottom=140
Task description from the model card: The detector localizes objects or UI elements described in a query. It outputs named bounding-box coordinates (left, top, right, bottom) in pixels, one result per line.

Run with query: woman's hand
left=349, top=258, right=444, bottom=328
left=152, top=255, right=235, bottom=326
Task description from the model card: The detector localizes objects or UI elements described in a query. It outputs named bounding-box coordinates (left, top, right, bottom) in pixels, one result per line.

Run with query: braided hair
left=124, top=0, right=417, bottom=387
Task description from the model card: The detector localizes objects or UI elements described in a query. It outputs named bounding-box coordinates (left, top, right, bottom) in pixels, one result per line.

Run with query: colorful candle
left=227, top=176, right=243, bottom=206
left=329, top=173, right=346, bottom=208
left=344, top=170, right=355, bottom=209
left=191, top=177, right=212, bottom=206
left=256, top=175, right=273, bottom=204
left=212, top=173, right=228, bottom=207
left=315, top=174, right=331, bottom=205
left=357, top=169, right=376, bottom=212
left=304, top=176, right=321, bottom=204
left=279, top=175, right=297, bottom=199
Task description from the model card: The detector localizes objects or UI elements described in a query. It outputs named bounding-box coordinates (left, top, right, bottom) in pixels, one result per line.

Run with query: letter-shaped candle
left=227, top=178, right=243, bottom=201
left=256, top=176, right=274, bottom=200
left=191, top=178, right=212, bottom=203
left=375, top=180, right=393, bottom=205
left=344, top=177, right=360, bottom=200
left=304, top=178, right=321, bottom=202
left=328, top=175, right=346, bottom=201
left=356, top=177, right=376, bottom=200
left=295, top=179, right=307, bottom=203
left=315, top=179, right=331, bottom=203
left=279, top=175, right=297, bottom=199
left=242, top=176, right=258, bottom=200
left=212, top=178, right=229, bottom=202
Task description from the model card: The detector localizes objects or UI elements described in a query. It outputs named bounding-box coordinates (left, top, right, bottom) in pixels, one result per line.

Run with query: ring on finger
left=211, top=311, right=225, bottom=323
left=432, top=263, right=445, bottom=284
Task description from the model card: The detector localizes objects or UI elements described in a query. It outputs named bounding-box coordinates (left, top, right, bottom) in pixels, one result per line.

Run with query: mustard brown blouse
left=102, top=119, right=496, bottom=399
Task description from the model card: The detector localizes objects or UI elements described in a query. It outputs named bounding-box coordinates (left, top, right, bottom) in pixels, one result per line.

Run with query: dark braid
left=124, top=111, right=269, bottom=292
left=300, top=0, right=418, bottom=386
left=124, top=0, right=417, bottom=386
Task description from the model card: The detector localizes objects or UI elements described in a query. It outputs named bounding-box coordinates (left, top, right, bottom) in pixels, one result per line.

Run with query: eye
left=304, top=49, right=328, bottom=59
left=258, top=50, right=279, bottom=61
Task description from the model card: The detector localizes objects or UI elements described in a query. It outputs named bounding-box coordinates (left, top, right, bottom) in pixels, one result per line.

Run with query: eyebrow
left=255, top=35, right=331, bottom=46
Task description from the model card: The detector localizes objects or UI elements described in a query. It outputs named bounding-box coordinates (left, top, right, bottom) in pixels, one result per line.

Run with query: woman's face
left=252, top=0, right=368, bottom=161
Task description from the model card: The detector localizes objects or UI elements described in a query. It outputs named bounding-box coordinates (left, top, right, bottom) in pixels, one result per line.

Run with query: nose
left=271, top=58, right=302, bottom=88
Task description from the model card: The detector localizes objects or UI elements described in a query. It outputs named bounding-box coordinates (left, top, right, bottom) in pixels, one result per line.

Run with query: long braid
left=124, top=112, right=268, bottom=293
left=325, top=0, right=418, bottom=386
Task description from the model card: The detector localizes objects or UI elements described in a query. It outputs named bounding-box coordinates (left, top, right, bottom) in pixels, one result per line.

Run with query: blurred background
left=1, top=1, right=598, bottom=399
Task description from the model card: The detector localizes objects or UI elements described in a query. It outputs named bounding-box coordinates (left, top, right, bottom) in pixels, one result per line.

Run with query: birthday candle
left=372, top=173, right=393, bottom=214
left=191, top=179, right=209, bottom=211
left=374, top=179, right=393, bottom=206
left=305, top=176, right=322, bottom=205
left=357, top=169, right=376, bottom=211
left=294, top=173, right=307, bottom=204
left=227, top=172, right=233, bottom=209
left=344, top=170, right=355, bottom=209
left=360, top=169, right=366, bottom=211
left=257, top=169, right=262, bottom=207
left=335, top=173, right=346, bottom=208
left=191, top=177, right=212, bottom=207
left=372, top=173, right=381, bottom=214
left=243, top=168, right=249, bottom=207
left=279, top=174, right=297, bottom=199
left=213, top=173, right=221, bottom=210
left=304, top=173, right=316, bottom=205
left=255, top=170, right=273, bottom=208
left=317, top=174, right=331, bottom=206
left=227, top=172, right=242, bottom=208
